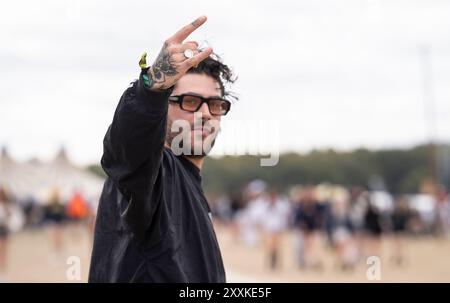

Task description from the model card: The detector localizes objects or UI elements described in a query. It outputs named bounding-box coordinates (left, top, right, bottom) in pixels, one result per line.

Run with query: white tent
left=0, top=146, right=104, bottom=207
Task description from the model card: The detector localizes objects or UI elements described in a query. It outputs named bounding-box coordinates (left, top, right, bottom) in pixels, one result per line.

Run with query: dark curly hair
left=186, top=53, right=238, bottom=100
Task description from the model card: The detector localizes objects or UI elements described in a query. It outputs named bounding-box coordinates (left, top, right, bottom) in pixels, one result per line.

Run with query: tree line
left=88, top=144, right=450, bottom=195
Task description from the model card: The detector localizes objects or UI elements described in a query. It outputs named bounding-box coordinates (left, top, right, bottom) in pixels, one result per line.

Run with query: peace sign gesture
left=146, top=16, right=213, bottom=91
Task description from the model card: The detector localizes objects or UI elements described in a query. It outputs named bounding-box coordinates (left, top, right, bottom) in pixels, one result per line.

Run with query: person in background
left=229, top=190, right=245, bottom=243
left=348, top=186, right=368, bottom=264
left=293, top=186, right=325, bottom=270
left=44, top=187, right=66, bottom=255
left=259, top=188, right=291, bottom=271
left=363, top=193, right=383, bottom=258
left=237, top=180, right=267, bottom=247
left=329, top=186, right=358, bottom=271
left=390, top=196, right=411, bottom=266
left=0, top=186, right=12, bottom=281
left=435, top=185, right=450, bottom=238
left=66, top=191, right=90, bottom=222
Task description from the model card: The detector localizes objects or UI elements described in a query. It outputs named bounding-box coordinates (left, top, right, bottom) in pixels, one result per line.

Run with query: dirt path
left=1, top=224, right=449, bottom=282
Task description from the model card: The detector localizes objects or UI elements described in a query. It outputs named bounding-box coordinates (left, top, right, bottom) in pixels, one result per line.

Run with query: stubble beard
left=165, top=117, right=218, bottom=158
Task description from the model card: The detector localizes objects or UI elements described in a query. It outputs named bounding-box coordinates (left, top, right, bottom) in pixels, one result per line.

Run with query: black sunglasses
left=168, top=93, right=231, bottom=116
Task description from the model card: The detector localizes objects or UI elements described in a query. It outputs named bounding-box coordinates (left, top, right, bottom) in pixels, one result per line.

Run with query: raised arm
left=101, top=16, right=213, bottom=235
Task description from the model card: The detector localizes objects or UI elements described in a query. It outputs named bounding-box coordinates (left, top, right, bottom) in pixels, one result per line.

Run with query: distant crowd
left=211, top=180, right=450, bottom=271
left=0, top=185, right=95, bottom=279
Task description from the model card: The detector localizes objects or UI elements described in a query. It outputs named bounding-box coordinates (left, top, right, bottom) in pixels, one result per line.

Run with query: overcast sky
left=1, top=0, right=450, bottom=165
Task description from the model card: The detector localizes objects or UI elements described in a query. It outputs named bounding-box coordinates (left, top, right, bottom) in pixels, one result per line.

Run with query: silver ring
left=183, top=49, right=194, bottom=59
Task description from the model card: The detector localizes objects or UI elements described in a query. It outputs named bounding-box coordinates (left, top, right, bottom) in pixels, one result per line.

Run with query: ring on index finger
left=183, top=49, right=195, bottom=59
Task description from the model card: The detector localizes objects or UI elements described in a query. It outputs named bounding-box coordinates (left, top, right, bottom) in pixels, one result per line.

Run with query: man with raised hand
left=89, top=16, right=236, bottom=282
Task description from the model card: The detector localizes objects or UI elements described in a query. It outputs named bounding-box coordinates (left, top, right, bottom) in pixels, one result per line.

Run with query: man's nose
left=197, top=102, right=212, bottom=120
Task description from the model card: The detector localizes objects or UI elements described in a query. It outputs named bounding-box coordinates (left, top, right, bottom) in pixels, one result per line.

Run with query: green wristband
left=142, top=73, right=152, bottom=88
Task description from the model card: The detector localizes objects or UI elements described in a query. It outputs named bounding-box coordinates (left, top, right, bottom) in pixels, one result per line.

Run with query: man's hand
left=146, top=16, right=213, bottom=91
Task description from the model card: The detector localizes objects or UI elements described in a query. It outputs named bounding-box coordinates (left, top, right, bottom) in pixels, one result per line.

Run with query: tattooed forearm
left=147, top=42, right=178, bottom=89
